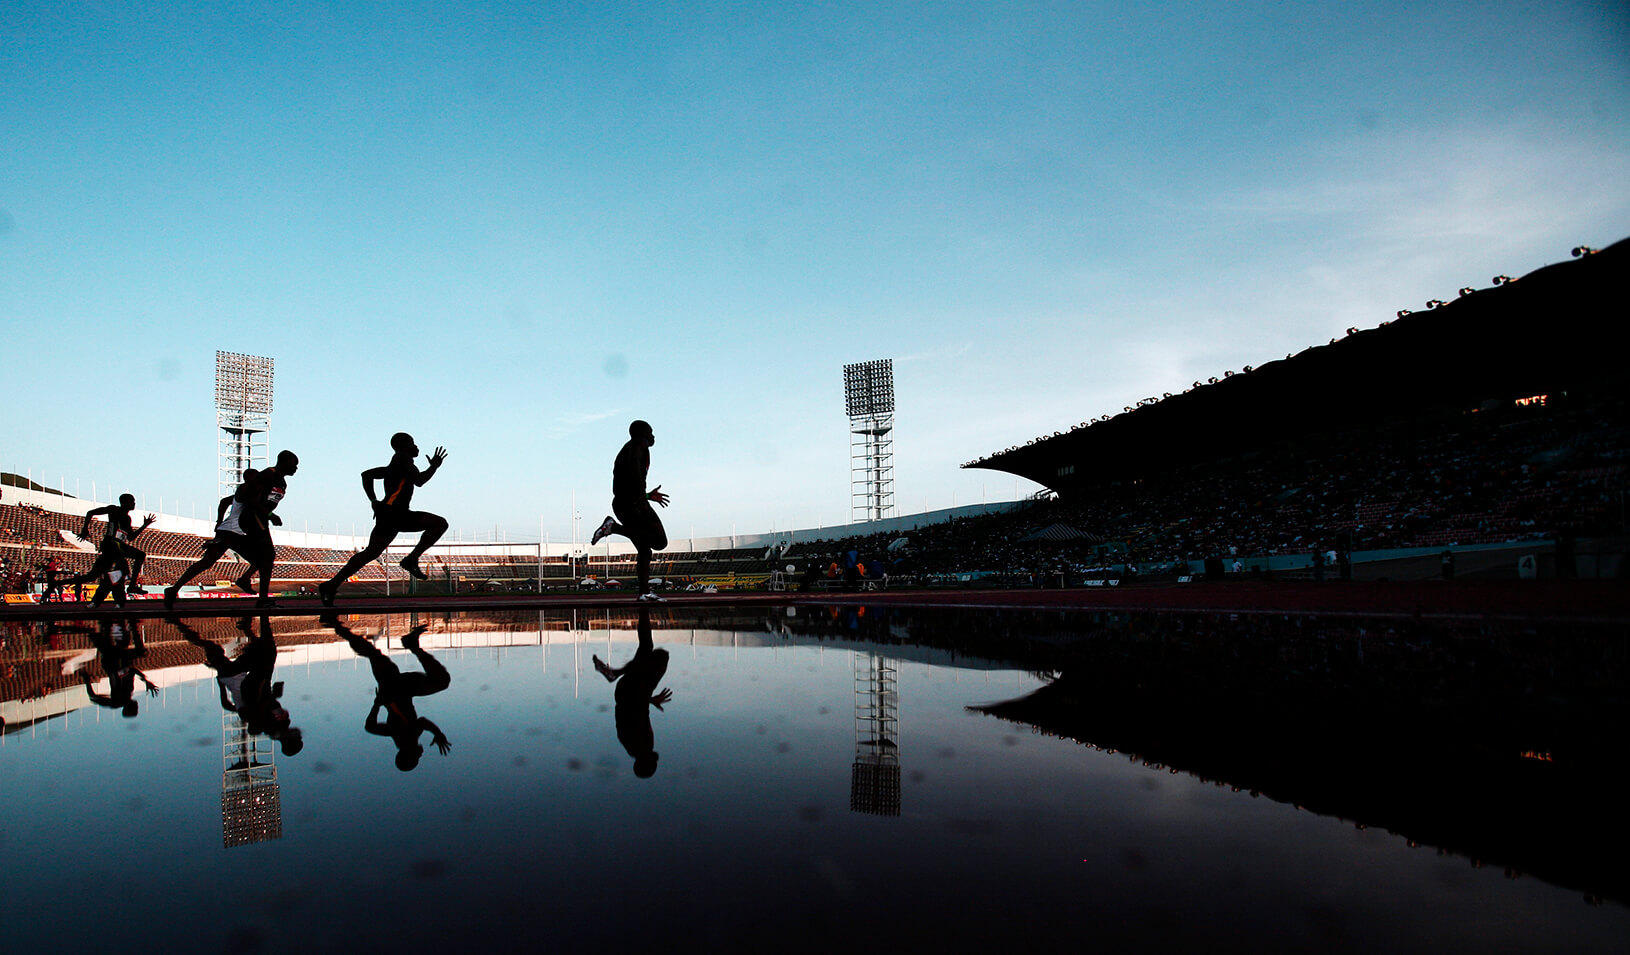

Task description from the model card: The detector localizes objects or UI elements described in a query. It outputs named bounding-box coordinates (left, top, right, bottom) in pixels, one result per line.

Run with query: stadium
left=8, top=6, right=1630, bottom=949
left=4, top=239, right=1625, bottom=606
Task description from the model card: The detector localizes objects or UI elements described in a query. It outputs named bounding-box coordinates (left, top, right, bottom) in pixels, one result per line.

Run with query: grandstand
left=966, top=239, right=1626, bottom=488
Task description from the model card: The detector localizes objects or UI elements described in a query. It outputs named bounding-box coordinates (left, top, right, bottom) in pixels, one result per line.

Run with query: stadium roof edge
left=966, top=237, right=1629, bottom=493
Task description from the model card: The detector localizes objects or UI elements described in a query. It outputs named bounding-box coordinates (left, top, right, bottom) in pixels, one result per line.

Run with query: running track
left=5, top=580, right=1627, bottom=623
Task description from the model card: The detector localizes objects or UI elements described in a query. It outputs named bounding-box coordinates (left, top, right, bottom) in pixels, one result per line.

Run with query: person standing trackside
left=590, top=420, right=670, bottom=602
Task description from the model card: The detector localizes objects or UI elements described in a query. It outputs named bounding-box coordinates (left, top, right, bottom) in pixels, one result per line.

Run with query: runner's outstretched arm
left=419, top=718, right=451, bottom=754
left=80, top=505, right=114, bottom=539
left=416, top=447, right=447, bottom=486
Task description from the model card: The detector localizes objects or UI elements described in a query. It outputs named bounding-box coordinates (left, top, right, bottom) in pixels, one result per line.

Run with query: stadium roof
left=966, top=239, right=1627, bottom=495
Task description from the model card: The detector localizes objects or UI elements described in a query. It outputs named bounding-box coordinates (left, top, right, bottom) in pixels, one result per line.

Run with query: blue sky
left=3, top=0, right=1627, bottom=542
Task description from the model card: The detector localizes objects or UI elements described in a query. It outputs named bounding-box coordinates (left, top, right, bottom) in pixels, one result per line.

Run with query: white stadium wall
left=4, top=481, right=1028, bottom=557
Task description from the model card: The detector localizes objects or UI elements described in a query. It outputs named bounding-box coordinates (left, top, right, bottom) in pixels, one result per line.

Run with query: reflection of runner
left=592, top=608, right=671, bottom=778
left=323, top=616, right=451, bottom=771
left=176, top=616, right=304, bottom=754
left=75, top=618, right=156, bottom=717
left=320, top=434, right=448, bottom=606
left=57, top=494, right=156, bottom=605
left=590, top=420, right=670, bottom=601
left=165, top=469, right=270, bottom=609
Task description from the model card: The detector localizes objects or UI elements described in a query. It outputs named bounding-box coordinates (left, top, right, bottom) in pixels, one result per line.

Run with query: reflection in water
left=935, top=610, right=1630, bottom=905
left=0, top=605, right=1626, bottom=951
left=175, top=615, right=302, bottom=846
left=178, top=615, right=303, bottom=754
left=850, top=652, right=900, bottom=816
left=323, top=614, right=452, bottom=771
left=592, top=607, right=671, bottom=777
left=764, top=603, right=1630, bottom=903
left=73, top=617, right=156, bottom=717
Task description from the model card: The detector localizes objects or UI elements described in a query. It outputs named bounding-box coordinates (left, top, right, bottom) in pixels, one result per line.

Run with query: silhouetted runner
left=57, top=494, right=155, bottom=606
left=165, top=468, right=270, bottom=609
left=237, top=451, right=298, bottom=607
left=320, top=434, right=448, bottom=606
left=590, top=420, right=669, bottom=601
left=323, top=616, right=451, bottom=771
left=591, top=607, right=671, bottom=778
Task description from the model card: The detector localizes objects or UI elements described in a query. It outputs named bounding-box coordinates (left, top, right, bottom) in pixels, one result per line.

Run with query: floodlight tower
left=220, top=709, right=282, bottom=847
left=215, top=351, right=274, bottom=502
left=843, top=359, right=895, bottom=523
left=851, top=651, right=901, bottom=816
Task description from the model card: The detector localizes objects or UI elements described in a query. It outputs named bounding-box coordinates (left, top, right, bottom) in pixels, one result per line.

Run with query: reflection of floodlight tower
left=220, top=710, right=281, bottom=847
left=843, top=359, right=895, bottom=523
left=851, top=651, right=901, bottom=816
left=215, top=351, right=274, bottom=503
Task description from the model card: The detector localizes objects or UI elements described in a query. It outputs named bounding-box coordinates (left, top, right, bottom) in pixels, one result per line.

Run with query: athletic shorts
left=375, top=509, right=444, bottom=534
left=612, top=498, right=668, bottom=551
left=215, top=531, right=269, bottom=564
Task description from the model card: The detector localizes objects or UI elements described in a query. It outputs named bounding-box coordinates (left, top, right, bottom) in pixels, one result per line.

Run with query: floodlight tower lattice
left=844, top=359, right=895, bottom=524
left=215, top=351, right=274, bottom=503
left=851, top=651, right=901, bottom=816
left=220, top=709, right=282, bottom=847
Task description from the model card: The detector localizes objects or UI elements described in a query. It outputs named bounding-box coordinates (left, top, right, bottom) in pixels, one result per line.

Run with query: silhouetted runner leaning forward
left=58, top=494, right=156, bottom=605
left=165, top=468, right=271, bottom=609
left=591, top=420, right=670, bottom=602
left=319, top=433, right=448, bottom=607
left=238, top=451, right=299, bottom=608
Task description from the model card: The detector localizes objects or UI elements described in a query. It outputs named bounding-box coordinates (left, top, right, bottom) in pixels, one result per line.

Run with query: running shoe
left=162, top=587, right=179, bottom=610
left=317, top=581, right=337, bottom=608
left=590, top=516, right=616, bottom=545
left=637, top=592, right=666, bottom=603
left=399, top=557, right=428, bottom=580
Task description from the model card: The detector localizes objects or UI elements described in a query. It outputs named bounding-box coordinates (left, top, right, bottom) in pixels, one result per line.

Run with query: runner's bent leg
left=327, top=522, right=397, bottom=588
left=402, top=512, right=448, bottom=563
left=172, top=539, right=233, bottom=590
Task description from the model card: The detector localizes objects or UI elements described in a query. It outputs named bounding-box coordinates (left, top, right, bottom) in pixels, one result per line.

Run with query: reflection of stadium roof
left=967, top=239, right=1627, bottom=494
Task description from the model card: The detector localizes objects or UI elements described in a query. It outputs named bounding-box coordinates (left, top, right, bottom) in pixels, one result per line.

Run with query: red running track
left=3, top=580, right=1626, bottom=622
